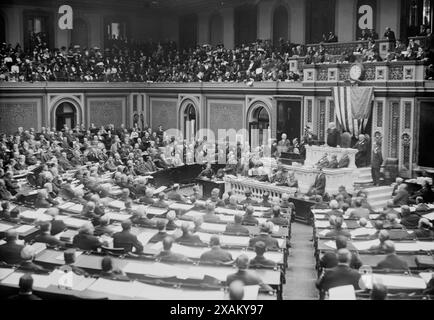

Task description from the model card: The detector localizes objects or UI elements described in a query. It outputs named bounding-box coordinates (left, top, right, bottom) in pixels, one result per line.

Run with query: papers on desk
left=0, top=240, right=6, bottom=245
left=312, top=209, right=335, bottom=214
left=216, top=214, right=234, bottom=222
left=137, top=230, right=158, bottom=246
left=49, top=270, right=96, bottom=291
left=323, top=240, right=337, bottom=250
left=169, top=203, right=194, bottom=211
left=315, top=221, right=331, bottom=228
left=108, top=200, right=126, bottom=210
left=62, top=217, right=89, bottom=229
left=88, top=278, right=139, bottom=298
left=13, top=225, right=34, bottom=233
left=215, top=207, right=242, bottom=216
left=416, top=241, right=434, bottom=251
left=363, top=274, right=427, bottom=290
left=58, top=202, right=75, bottom=210
left=201, top=222, right=226, bottom=232
left=0, top=268, right=15, bottom=281
left=29, top=242, right=47, bottom=255
left=0, top=223, right=13, bottom=233
left=314, top=214, right=325, bottom=220
left=145, top=207, right=168, bottom=216
left=68, top=204, right=84, bottom=213
left=20, top=209, right=52, bottom=222
left=422, top=211, right=434, bottom=220
left=419, top=272, right=434, bottom=284
left=350, top=227, right=377, bottom=237
left=184, top=210, right=205, bottom=218
left=369, top=214, right=380, bottom=220
left=2, top=272, right=53, bottom=289
left=243, top=285, right=259, bottom=300
left=58, top=230, right=78, bottom=242
left=257, top=218, right=268, bottom=225
left=105, top=212, right=131, bottom=222
left=394, top=242, right=420, bottom=252
left=351, top=239, right=380, bottom=251
left=153, top=186, right=167, bottom=195
left=318, top=229, right=330, bottom=237
left=108, top=224, right=123, bottom=233
left=328, top=285, right=356, bottom=300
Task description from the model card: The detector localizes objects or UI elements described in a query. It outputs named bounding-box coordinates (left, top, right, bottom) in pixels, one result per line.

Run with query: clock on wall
left=349, top=63, right=364, bottom=81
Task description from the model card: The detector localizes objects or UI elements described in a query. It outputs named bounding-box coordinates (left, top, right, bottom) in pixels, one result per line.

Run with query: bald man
left=249, top=222, right=279, bottom=249
left=225, top=213, right=250, bottom=236
left=18, top=246, right=49, bottom=273
left=316, top=248, right=361, bottom=292
left=155, top=236, right=191, bottom=263
left=200, top=236, right=233, bottom=263
left=376, top=240, right=409, bottom=271
left=176, top=222, right=203, bottom=245
left=112, top=220, right=143, bottom=254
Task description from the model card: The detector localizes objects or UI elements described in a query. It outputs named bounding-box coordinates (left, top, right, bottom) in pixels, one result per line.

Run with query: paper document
left=0, top=223, right=13, bottom=232
left=328, top=285, right=356, bottom=300
left=243, top=285, right=259, bottom=300
left=55, top=250, right=83, bottom=261
left=14, top=225, right=34, bottom=233
left=106, top=212, right=131, bottom=221
left=108, top=200, right=126, bottom=210
left=169, top=203, right=194, bottom=211
left=153, top=186, right=167, bottom=195
left=323, top=240, right=337, bottom=249
left=418, top=272, right=434, bottom=284
left=351, top=239, right=380, bottom=251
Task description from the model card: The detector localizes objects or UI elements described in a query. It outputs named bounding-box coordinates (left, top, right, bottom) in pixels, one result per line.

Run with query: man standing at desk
left=277, top=133, right=291, bottom=156
left=308, top=167, right=326, bottom=197
left=326, top=122, right=340, bottom=147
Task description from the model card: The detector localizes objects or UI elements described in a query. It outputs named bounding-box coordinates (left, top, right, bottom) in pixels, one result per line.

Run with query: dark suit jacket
left=225, top=223, right=250, bottom=235
left=156, top=250, right=190, bottom=263
left=34, top=233, right=64, bottom=247
left=176, top=233, right=203, bottom=245
left=0, top=241, right=24, bottom=264
left=113, top=230, right=144, bottom=253
left=313, top=173, right=326, bottom=195
left=200, top=247, right=233, bottom=263
left=51, top=220, right=67, bottom=235
left=72, top=233, right=101, bottom=251
left=242, top=215, right=259, bottom=225
left=18, top=261, right=49, bottom=273
left=316, top=264, right=361, bottom=291
left=226, top=270, right=262, bottom=286
left=320, top=252, right=362, bottom=270
left=400, top=214, right=421, bottom=229
left=148, top=231, right=170, bottom=243
left=250, top=255, right=277, bottom=268
left=376, top=254, right=409, bottom=270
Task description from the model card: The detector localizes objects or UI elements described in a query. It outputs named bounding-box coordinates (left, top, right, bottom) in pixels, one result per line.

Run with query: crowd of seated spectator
left=3, top=26, right=434, bottom=83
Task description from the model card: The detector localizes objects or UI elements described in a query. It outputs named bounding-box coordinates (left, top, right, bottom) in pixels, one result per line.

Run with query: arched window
left=249, top=106, right=270, bottom=148
left=273, top=5, right=289, bottom=45
left=55, top=102, right=76, bottom=131
left=209, top=13, right=223, bottom=46
left=71, top=18, right=88, bottom=48
left=184, top=104, right=197, bottom=142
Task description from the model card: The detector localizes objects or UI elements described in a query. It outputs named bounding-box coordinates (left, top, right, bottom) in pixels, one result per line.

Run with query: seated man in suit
left=93, top=216, right=114, bottom=237
left=225, top=213, right=250, bottom=235
left=149, top=220, right=170, bottom=243
left=400, top=205, right=421, bottom=229
left=259, top=192, right=273, bottom=208
left=316, top=248, right=362, bottom=293
left=267, top=206, right=289, bottom=226
left=0, top=230, right=24, bottom=265
left=200, top=235, right=233, bottom=263
left=112, top=220, right=144, bottom=254
left=348, top=198, right=370, bottom=219
left=176, top=222, right=203, bottom=245
left=198, top=162, right=214, bottom=179
left=139, top=189, right=156, bottom=205
left=239, top=190, right=258, bottom=207
left=249, top=222, right=279, bottom=249
left=369, top=230, right=390, bottom=253
left=393, top=183, right=409, bottom=206
left=208, top=188, right=225, bottom=207
left=311, top=195, right=329, bottom=209
left=154, top=193, right=169, bottom=208
left=307, top=167, right=326, bottom=197
left=45, top=208, right=67, bottom=236
left=34, top=222, right=65, bottom=247
left=249, top=241, right=277, bottom=268
left=226, top=254, right=273, bottom=292
left=17, top=246, right=49, bottom=273
left=242, top=206, right=259, bottom=225
left=203, top=202, right=221, bottom=223
left=130, top=205, right=156, bottom=228
left=415, top=196, right=431, bottom=212
left=167, top=184, right=188, bottom=203
left=4, top=208, right=20, bottom=223
left=165, top=210, right=178, bottom=230
left=7, top=274, right=41, bottom=300
left=415, top=218, right=434, bottom=239
left=100, top=256, right=130, bottom=281
left=72, top=223, right=104, bottom=251
left=379, top=200, right=401, bottom=219
left=324, top=200, right=343, bottom=218
left=325, top=216, right=351, bottom=239
left=376, top=240, right=409, bottom=271
left=58, top=249, right=88, bottom=276
left=319, top=235, right=362, bottom=270
left=155, top=236, right=192, bottom=263
left=383, top=213, right=403, bottom=229
left=337, top=153, right=350, bottom=168
left=226, top=195, right=240, bottom=210
left=34, top=189, right=52, bottom=208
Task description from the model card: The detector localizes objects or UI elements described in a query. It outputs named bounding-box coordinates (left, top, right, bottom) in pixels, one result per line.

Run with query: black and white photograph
left=0, top=0, right=434, bottom=304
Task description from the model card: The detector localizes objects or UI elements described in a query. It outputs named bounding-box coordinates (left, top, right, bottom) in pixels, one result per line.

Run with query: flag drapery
left=332, top=86, right=374, bottom=137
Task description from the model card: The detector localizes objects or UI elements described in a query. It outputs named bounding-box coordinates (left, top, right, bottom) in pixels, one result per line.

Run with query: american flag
left=332, top=86, right=374, bottom=137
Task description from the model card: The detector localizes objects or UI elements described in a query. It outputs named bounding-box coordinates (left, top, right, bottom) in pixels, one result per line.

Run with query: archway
left=273, top=5, right=289, bottom=45
left=55, top=102, right=77, bottom=131
left=249, top=106, right=270, bottom=148
left=71, top=18, right=88, bottom=48
left=234, top=4, right=257, bottom=46
left=209, top=13, right=223, bottom=46
left=183, top=103, right=197, bottom=142
left=0, top=14, right=5, bottom=44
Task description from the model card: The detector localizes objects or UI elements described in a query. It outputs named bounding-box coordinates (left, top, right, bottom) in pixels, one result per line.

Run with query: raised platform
left=304, top=145, right=358, bottom=169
